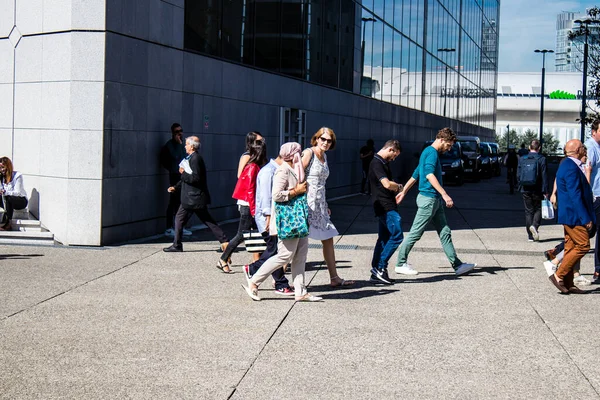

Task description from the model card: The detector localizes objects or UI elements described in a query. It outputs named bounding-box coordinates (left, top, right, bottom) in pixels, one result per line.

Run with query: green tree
left=495, top=128, right=520, bottom=152
left=519, top=129, right=538, bottom=148
left=541, top=131, right=561, bottom=154
left=514, top=129, right=561, bottom=155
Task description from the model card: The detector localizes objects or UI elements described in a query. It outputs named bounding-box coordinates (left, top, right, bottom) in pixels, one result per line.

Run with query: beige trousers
left=250, top=237, right=308, bottom=297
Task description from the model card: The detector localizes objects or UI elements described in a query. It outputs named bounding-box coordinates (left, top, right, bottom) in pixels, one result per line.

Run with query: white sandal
left=295, top=293, right=323, bottom=302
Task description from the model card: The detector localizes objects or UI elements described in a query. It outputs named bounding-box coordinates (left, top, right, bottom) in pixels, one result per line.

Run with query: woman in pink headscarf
left=241, top=142, right=322, bottom=302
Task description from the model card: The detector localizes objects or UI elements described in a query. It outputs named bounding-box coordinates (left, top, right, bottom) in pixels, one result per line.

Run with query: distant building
left=496, top=72, right=586, bottom=148
left=482, top=20, right=498, bottom=71
left=555, top=10, right=600, bottom=72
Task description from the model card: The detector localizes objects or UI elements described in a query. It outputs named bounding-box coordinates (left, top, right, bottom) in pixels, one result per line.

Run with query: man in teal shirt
left=395, top=127, right=476, bottom=276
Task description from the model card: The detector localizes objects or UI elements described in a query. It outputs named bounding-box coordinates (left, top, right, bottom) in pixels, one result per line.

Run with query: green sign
left=549, top=90, right=576, bottom=99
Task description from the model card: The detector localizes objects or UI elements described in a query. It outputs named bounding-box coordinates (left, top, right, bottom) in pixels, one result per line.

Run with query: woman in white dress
left=302, top=127, right=354, bottom=287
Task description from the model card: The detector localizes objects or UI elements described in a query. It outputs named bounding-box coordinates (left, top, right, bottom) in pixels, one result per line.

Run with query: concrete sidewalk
left=1, top=175, right=600, bottom=399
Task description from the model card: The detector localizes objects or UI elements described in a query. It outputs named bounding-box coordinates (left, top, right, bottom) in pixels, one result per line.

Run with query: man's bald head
left=565, top=139, right=584, bottom=159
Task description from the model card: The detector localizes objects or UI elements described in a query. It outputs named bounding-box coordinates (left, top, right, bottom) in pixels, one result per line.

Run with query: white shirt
left=1, top=171, right=27, bottom=197
left=568, top=156, right=585, bottom=173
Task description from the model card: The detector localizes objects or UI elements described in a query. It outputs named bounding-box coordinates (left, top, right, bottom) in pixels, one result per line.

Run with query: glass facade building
left=184, top=0, right=499, bottom=130
left=555, top=11, right=600, bottom=73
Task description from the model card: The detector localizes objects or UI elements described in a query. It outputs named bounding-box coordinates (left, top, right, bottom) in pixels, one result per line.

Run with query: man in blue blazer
left=552, top=139, right=596, bottom=294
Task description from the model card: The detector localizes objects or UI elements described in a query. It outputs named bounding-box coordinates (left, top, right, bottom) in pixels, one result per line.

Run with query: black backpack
left=519, top=154, right=539, bottom=186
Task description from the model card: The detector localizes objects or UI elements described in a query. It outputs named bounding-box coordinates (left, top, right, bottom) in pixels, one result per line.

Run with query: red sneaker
left=273, top=287, right=294, bottom=296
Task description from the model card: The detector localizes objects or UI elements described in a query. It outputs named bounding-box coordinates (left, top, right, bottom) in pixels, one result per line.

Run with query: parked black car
left=488, top=143, right=501, bottom=176
left=457, top=136, right=481, bottom=181
left=422, top=141, right=465, bottom=185
left=479, top=142, right=492, bottom=178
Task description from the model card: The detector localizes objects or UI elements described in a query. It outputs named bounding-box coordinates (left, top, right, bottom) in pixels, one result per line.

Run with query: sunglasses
left=174, top=129, right=183, bottom=133
left=319, top=137, right=333, bottom=144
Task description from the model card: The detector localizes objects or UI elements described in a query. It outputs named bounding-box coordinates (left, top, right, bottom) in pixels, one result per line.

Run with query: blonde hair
left=311, top=127, right=337, bottom=150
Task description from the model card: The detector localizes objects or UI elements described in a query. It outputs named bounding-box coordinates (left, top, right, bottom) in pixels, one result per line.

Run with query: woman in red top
left=217, top=141, right=267, bottom=273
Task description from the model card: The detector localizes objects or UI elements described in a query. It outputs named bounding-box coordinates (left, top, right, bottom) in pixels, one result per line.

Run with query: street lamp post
left=574, top=19, right=599, bottom=141
left=534, top=49, right=554, bottom=152
left=437, top=48, right=456, bottom=118
left=360, top=17, right=376, bottom=95
left=506, top=124, right=510, bottom=149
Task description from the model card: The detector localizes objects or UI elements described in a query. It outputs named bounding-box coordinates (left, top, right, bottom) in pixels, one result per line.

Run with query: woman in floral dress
left=302, top=127, right=354, bottom=287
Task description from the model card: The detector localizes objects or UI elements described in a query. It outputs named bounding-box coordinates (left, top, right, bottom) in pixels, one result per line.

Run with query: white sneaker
left=241, top=284, right=261, bottom=301
left=164, top=228, right=175, bottom=237
left=574, top=275, right=592, bottom=286
left=543, top=261, right=556, bottom=276
left=183, top=228, right=192, bottom=236
left=455, top=263, right=476, bottom=276
left=395, top=263, right=419, bottom=275
left=529, top=226, right=539, bottom=241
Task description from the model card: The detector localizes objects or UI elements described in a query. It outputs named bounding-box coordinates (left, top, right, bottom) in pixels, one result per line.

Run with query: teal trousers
left=396, top=194, right=462, bottom=269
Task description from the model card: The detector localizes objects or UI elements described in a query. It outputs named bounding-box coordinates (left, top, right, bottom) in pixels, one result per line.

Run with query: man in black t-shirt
left=360, top=139, right=375, bottom=194
left=368, top=139, right=404, bottom=285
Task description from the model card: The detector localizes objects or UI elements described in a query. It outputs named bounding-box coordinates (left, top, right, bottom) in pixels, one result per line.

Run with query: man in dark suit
left=160, top=123, right=188, bottom=236
left=551, top=139, right=595, bottom=294
left=163, top=136, right=229, bottom=252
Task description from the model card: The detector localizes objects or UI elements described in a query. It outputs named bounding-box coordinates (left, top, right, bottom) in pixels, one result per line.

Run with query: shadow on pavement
left=315, top=285, right=399, bottom=300
left=0, top=254, right=44, bottom=260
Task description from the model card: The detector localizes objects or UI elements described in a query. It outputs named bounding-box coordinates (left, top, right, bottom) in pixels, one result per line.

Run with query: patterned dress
left=306, top=151, right=339, bottom=240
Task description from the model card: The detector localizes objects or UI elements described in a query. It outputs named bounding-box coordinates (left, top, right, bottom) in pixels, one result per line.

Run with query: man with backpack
left=517, top=139, right=549, bottom=241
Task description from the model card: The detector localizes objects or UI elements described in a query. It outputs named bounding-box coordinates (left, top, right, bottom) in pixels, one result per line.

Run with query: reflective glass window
left=183, top=0, right=499, bottom=129
left=371, top=16, right=385, bottom=100
left=382, top=24, right=394, bottom=103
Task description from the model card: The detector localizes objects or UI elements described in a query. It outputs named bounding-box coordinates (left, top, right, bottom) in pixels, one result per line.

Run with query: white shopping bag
left=542, top=199, right=554, bottom=220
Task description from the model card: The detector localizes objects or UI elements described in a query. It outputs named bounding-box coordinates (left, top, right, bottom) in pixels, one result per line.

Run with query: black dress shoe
left=549, top=274, right=569, bottom=294
left=568, top=287, right=589, bottom=294
left=163, top=245, right=183, bottom=252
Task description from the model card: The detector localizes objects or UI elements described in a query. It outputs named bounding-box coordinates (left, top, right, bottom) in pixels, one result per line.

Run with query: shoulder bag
left=275, top=193, right=309, bottom=240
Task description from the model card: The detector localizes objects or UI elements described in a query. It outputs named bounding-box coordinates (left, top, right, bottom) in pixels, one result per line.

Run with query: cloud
left=499, top=0, right=592, bottom=72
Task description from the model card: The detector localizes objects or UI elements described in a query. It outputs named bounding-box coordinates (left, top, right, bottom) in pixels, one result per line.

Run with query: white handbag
left=542, top=199, right=554, bottom=220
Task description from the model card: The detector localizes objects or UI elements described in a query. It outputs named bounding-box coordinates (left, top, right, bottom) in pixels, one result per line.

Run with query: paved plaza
left=1, top=176, right=600, bottom=399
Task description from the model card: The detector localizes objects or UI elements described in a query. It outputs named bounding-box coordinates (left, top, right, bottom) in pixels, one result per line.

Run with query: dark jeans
left=361, top=168, right=370, bottom=194
left=173, top=205, right=227, bottom=249
left=371, top=210, right=404, bottom=271
left=221, top=205, right=255, bottom=261
left=248, top=232, right=290, bottom=290
left=522, top=192, right=543, bottom=239
left=1, top=195, right=28, bottom=224
left=552, top=241, right=565, bottom=254
left=507, top=168, right=517, bottom=194
left=594, top=197, right=600, bottom=274
left=166, top=173, right=181, bottom=230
